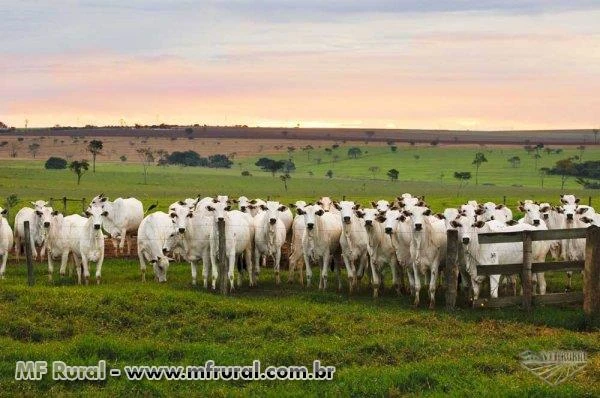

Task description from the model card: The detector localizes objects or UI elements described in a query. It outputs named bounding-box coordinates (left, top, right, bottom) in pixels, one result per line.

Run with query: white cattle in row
left=381, top=208, right=412, bottom=291
left=560, top=194, right=579, bottom=205
left=168, top=202, right=213, bottom=287
left=335, top=201, right=369, bottom=293
left=357, top=208, right=401, bottom=296
left=396, top=196, right=422, bottom=210
left=137, top=211, right=176, bottom=283
left=89, top=194, right=148, bottom=255
left=401, top=206, right=447, bottom=308
left=0, top=207, right=13, bottom=279
left=206, top=201, right=254, bottom=291
left=253, top=202, right=287, bottom=285
left=297, top=205, right=343, bottom=290
left=235, top=196, right=266, bottom=217
left=480, top=202, right=513, bottom=222
left=40, top=207, right=74, bottom=281
left=517, top=202, right=551, bottom=294
left=557, top=204, right=590, bottom=289
left=371, top=199, right=391, bottom=214
left=288, top=201, right=308, bottom=284
left=13, top=200, right=49, bottom=260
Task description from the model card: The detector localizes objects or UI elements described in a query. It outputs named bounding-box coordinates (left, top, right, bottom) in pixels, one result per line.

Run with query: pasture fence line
left=23, top=221, right=34, bottom=286
left=445, top=225, right=600, bottom=321
left=48, top=197, right=87, bottom=214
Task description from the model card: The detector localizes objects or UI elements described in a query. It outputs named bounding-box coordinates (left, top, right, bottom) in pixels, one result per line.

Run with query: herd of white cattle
left=0, top=193, right=598, bottom=308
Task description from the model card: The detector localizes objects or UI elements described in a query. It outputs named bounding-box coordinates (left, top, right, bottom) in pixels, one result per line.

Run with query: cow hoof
left=85, top=278, right=89, bottom=286
left=373, top=288, right=379, bottom=299
left=428, top=302, right=435, bottom=310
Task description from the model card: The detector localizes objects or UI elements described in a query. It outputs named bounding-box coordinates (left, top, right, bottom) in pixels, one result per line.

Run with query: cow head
left=518, top=202, right=543, bottom=227
left=405, top=206, right=432, bottom=232
left=260, top=201, right=287, bottom=225
left=371, top=199, right=391, bottom=214
left=169, top=202, right=193, bottom=234
left=84, top=205, right=107, bottom=230
left=296, top=205, right=324, bottom=232
left=335, top=201, right=359, bottom=224
left=150, top=256, right=172, bottom=283
left=206, top=201, right=231, bottom=222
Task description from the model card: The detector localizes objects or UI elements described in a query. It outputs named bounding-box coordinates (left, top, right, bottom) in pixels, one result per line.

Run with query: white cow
left=137, top=211, right=175, bottom=283
left=40, top=208, right=74, bottom=281
left=480, top=202, right=513, bottom=222
left=517, top=202, right=551, bottom=294
left=334, top=201, right=369, bottom=293
left=371, top=199, right=391, bottom=214
left=13, top=200, right=49, bottom=260
left=288, top=201, right=308, bottom=284
left=0, top=207, right=13, bottom=279
left=560, top=194, right=579, bottom=205
left=296, top=204, right=343, bottom=290
left=396, top=195, right=422, bottom=210
left=356, top=208, right=401, bottom=297
left=64, top=206, right=106, bottom=285
left=89, top=194, right=149, bottom=255
left=381, top=208, right=412, bottom=293
left=236, top=196, right=266, bottom=217
left=253, top=201, right=287, bottom=285
left=557, top=204, right=591, bottom=289
left=206, top=201, right=254, bottom=291
left=402, top=206, right=447, bottom=308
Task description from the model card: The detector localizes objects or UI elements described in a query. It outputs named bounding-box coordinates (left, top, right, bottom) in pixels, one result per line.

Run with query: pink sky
left=2, top=1, right=599, bottom=130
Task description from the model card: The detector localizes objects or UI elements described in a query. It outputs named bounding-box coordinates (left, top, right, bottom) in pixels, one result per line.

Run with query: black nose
left=218, top=217, right=224, bottom=221
left=269, top=218, right=276, bottom=225
left=162, top=248, right=168, bottom=254
left=94, top=224, right=101, bottom=230
left=44, top=222, right=50, bottom=228
left=365, top=220, right=373, bottom=226
left=543, top=214, right=549, bottom=219
left=567, top=214, right=573, bottom=220
left=307, top=223, right=314, bottom=230
left=415, top=224, right=422, bottom=231
left=462, top=237, right=470, bottom=244
left=178, top=228, right=185, bottom=233
left=385, top=227, right=392, bottom=234
left=343, top=216, right=351, bottom=223
left=241, top=206, right=246, bottom=212
left=533, top=220, right=540, bottom=226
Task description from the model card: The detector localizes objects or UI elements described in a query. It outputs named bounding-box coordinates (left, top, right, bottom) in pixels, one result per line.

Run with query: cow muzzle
left=178, top=227, right=186, bottom=234
left=162, top=248, right=168, bottom=254
left=567, top=214, right=574, bottom=221
left=269, top=218, right=276, bottom=225
left=533, top=220, right=540, bottom=226
left=241, top=206, right=246, bottom=212
left=218, top=217, right=224, bottom=222
left=94, top=224, right=101, bottom=230
left=385, top=227, right=392, bottom=234
left=462, top=237, right=470, bottom=245
left=43, top=222, right=50, bottom=228
left=415, top=223, right=422, bottom=231
left=343, top=216, right=351, bottom=224
left=307, top=223, right=314, bottom=230
left=365, top=220, right=373, bottom=226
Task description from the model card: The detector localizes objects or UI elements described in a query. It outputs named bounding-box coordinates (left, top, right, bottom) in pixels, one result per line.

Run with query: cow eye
left=170, top=213, right=176, bottom=218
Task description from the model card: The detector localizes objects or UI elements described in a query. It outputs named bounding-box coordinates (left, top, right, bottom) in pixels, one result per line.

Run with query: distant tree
left=508, top=156, right=521, bottom=168
left=167, top=150, right=208, bottom=167
left=287, top=146, right=296, bottom=156
left=302, top=145, right=314, bottom=160
left=10, top=142, right=18, bottom=158
left=413, top=154, right=420, bottom=160
left=156, top=149, right=169, bottom=166
left=136, top=147, right=155, bottom=185
left=325, top=148, right=332, bottom=155
left=185, top=127, right=193, bottom=135
left=386, top=140, right=395, bottom=146
left=387, top=168, right=399, bottom=181
left=86, top=140, right=103, bottom=172
left=539, top=167, right=550, bottom=188
left=282, top=159, right=296, bottom=173
left=315, top=157, right=322, bottom=164
left=555, top=148, right=563, bottom=155
left=44, top=157, right=67, bottom=169
left=333, top=154, right=340, bottom=163
left=454, top=171, right=471, bottom=196
left=208, top=154, right=233, bottom=168
left=523, top=145, right=535, bottom=154
left=554, top=158, right=575, bottom=190
left=241, top=170, right=251, bottom=176
left=280, top=173, right=291, bottom=191
left=347, top=147, right=362, bottom=159
left=577, top=145, right=586, bottom=161
left=120, top=155, right=127, bottom=162
left=533, top=153, right=541, bottom=170
left=69, top=160, right=89, bottom=185
left=0, top=121, right=7, bottom=129
left=544, top=147, right=553, bottom=155
left=368, top=166, right=380, bottom=179
left=332, top=144, right=340, bottom=150
left=28, top=142, right=40, bottom=158
left=430, top=139, right=439, bottom=146
left=390, top=145, right=397, bottom=152
left=3, top=194, right=19, bottom=216
left=408, top=140, right=415, bottom=147
left=472, top=152, right=487, bottom=185
left=326, top=169, right=334, bottom=179
left=255, top=158, right=285, bottom=177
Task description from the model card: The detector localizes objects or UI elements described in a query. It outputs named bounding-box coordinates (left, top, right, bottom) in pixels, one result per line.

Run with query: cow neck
left=341, top=217, right=356, bottom=256
left=86, top=218, right=103, bottom=248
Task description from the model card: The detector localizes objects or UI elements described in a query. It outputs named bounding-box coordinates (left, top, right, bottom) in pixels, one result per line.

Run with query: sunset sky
left=2, top=1, right=599, bottom=130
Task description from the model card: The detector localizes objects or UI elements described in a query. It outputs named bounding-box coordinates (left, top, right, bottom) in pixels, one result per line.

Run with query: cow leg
left=428, top=264, right=439, bottom=309
left=303, top=252, right=312, bottom=288
left=40, top=242, right=47, bottom=260
left=489, top=274, right=500, bottom=299
left=252, top=248, right=260, bottom=287
left=202, top=251, right=211, bottom=289
left=227, top=253, right=236, bottom=292
left=566, top=271, right=573, bottom=290
left=298, top=258, right=304, bottom=286
left=119, top=229, right=127, bottom=252
left=335, top=257, right=342, bottom=292
left=405, top=261, right=415, bottom=297
left=236, top=255, right=244, bottom=288
left=0, top=254, right=5, bottom=279
left=138, top=247, right=146, bottom=282
left=390, top=257, right=401, bottom=295
left=190, top=260, right=197, bottom=286
left=274, top=248, right=282, bottom=285
left=13, top=236, right=20, bottom=262
left=245, top=248, right=253, bottom=286
left=370, top=257, right=381, bottom=298
left=47, top=252, right=54, bottom=282
left=210, top=246, right=218, bottom=290
left=536, top=272, right=547, bottom=295
left=341, top=254, right=355, bottom=293
left=95, top=255, right=104, bottom=285
left=320, top=252, right=330, bottom=290
left=287, top=250, right=296, bottom=284
left=412, top=263, right=421, bottom=307
left=81, top=255, right=90, bottom=285
left=59, top=251, right=69, bottom=277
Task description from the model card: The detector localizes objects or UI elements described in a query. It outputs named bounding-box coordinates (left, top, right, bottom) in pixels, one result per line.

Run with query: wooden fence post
left=521, top=230, right=533, bottom=312
left=62, top=196, right=67, bottom=214
left=584, top=225, right=600, bottom=320
left=503, top=196, right=506, bottom=205
left=342, top=195, right=346, bottom=201
left=218, top=218, right=228, bottom=295
left=82, top=198, right=86, bottom=213
left=24, top=221, right=34, bottom=286
left=445, top=229, right=459, bottom=310
left=588, top=196, right=592, bottom=207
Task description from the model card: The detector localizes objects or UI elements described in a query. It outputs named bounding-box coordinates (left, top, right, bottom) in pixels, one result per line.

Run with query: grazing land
left=0, top=136, right=598, bottom=396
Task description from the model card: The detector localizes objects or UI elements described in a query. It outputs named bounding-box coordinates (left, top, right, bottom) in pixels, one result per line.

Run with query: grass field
left=0, top=145, right=599, bottom=396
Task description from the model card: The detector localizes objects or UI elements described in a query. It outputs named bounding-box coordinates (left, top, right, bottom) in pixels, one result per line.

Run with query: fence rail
left=48, top=197, right=87, bottom=214
left=445, top=225, right=600, bottom=320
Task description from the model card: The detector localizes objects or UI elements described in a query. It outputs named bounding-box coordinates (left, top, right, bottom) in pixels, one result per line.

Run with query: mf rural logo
left=519, top=350, right=588, bottom=386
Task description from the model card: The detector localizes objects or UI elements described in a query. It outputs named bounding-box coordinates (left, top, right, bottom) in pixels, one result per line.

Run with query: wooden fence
left=49, top=197, right=87, bottom=214
left=445, top=225, right=600, bottom=319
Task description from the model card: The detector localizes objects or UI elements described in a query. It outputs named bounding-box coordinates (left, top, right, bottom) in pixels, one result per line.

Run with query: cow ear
left=178, top=200, right=185, bottom=205
left=434, top=213, right=445, bottom=220
left=206, top=205, right=214, bottom=212
left=296, top=208, right=305, bottom=215
left=100, top=197, right=107, bottom=202
left=450, top=220, right=460, bottom=228
left=289, top=203, right=296, bottom=208
left=389, top=206, right=398, bottom=211
left=316, top=201, right=323, bottom=206
left=250, top=199, right=257, bottom=204
left=506, top=220, right=518, bottom=226
left=556, top=207, right=564, bottom=214
left=30, top=201, right=36, bottom=206
left=402, top=210, right=411, bottom=217
left=423, top=209, right=431, bottom=216
left=575, top=198, right=580, bottom=204
left=399, top=215, right=406, bottom=222
left=278, top=205, right=287, bottom=212
left=577, top=207, right=589, bottom=214
left=518, top=205, right=525, bottom=212
left=1, top=209, right=7, bottom=215
left=187, top=212, right=194, bottom=218
left=371, top=201, right=377, bottom=208
left=581, top=217, right=593, bottom=224
left=315, top=209, right=324, bottom=216
left=212, top=198, right=219, bottom=203
left=333, top=202, right=341, bottom=210
left=259, top=204, right=267, bottom=211
left=560, top=198, right=566, bottom=204
left=232, top=199, right=239, bottom=203
left=475, top=208, right=484, bottom=215
left=540, top=206, right=550, bottom=212
left=418, top=201, right=426, bottom=207
left=495, top=204, right=504, bottom=209
left=225, top=206, right=231, bottom=211
left=101, top=211, right=108, bottom=216
left=473, top=221, right=485, bottom=228
left=85, top=210, right=92, bottom=217
left=150, top=259, right=157, bottom=264
left=354, top=203, right=361, bottom=210
left=355, top=210, right=365, bottom=218
left=376, top=216, right=386, bottom=223
left=35, top=210, right=42, bottom=216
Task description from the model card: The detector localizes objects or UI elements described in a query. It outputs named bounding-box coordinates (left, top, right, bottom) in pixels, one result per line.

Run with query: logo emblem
left=519, top=350, right=587, bottom=386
